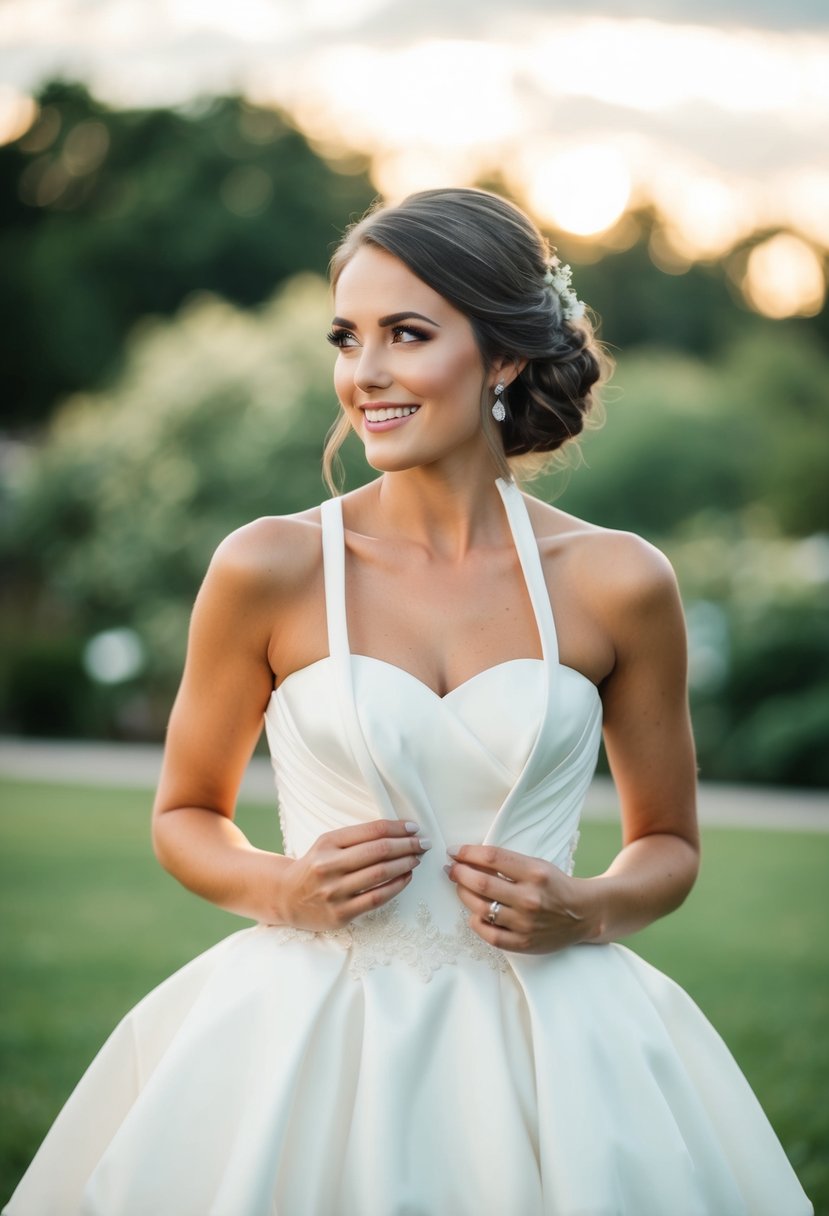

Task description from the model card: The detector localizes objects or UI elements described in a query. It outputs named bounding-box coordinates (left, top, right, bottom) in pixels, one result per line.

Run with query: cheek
left=416, top=348, right=484, bottom=399
left=333, top=359, right=352, bottom=406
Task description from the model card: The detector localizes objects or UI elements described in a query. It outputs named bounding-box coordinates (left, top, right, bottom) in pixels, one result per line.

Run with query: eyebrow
left=331, top=311, right=441, bottom=330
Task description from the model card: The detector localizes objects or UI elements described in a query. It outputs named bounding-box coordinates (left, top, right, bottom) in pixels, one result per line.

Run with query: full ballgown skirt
left=5, top=480, right=813, bottom=1216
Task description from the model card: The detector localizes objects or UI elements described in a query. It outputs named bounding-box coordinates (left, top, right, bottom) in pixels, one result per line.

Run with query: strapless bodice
left=265, top=653, right=601, bottom=871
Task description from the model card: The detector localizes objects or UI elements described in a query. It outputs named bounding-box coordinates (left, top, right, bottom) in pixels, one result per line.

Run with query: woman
left=5, top=188, right=812, bottom=1214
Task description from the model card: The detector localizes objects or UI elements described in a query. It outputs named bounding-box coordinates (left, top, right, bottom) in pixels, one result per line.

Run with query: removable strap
left=320, top=496, right=398, bottom=818
left=484, top=479, right=559, bottom=843
left=320, top=496, right=350, bottom=663
left=495, top=477, right=560, bottom=666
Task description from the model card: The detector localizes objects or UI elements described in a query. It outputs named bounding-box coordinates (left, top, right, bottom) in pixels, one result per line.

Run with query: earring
left=492, top=382, right=506, bottom=422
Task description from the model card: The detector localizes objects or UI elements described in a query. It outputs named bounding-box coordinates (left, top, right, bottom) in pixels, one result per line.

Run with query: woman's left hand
left=445, top=845, right=600, bottom=954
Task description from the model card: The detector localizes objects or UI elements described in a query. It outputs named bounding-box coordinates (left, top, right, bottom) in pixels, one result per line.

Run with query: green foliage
left=670, top=528, right=829, bottom=786
left=0, top=81, right=375, bottom=427
left=4, top=81, right=826, bottom=434
left=548, top=326, right=829, bottom=539
left=570, top=226, right=750, bottom=357
left=540, top=328, right=829, bottom=786
left=2, top=280, right=828, bottom=783
left=2, top=89, right=827, bottom=785
left=3, top=275, right=350, bottom=721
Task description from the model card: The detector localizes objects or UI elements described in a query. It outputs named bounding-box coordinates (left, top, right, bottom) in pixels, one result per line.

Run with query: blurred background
left=0, top=0, right=827, bottom=787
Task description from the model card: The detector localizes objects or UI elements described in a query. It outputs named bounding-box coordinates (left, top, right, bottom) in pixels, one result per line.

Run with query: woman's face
left=330, top=245, right=497, bottom=475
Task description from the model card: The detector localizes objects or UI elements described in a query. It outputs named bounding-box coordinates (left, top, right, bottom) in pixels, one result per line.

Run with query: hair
left=324, top=187, right=612, bottom=493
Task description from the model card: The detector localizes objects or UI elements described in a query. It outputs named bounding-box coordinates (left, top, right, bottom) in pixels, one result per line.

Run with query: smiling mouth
left=362, top=405, right=420, bottom=422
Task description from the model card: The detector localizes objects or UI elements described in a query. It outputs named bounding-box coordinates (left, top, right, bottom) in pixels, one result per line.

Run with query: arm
left=151, top=521, right=295, bottom=924
left=578, top=538, right=699, bottom=942
left=152, top=519, right=426, bottom=929
left=447, top=534, right=699, bottom=953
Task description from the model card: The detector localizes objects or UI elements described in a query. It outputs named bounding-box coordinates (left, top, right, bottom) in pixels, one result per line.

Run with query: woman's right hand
left=278, top=819, right=430, bottom=930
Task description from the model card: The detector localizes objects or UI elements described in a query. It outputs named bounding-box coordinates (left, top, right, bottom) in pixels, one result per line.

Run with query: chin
left=364, top=452, right=423, bottom=475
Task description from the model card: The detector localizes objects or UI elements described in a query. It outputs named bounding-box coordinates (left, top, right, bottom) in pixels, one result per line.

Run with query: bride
left=5, top=187, right=812, bottom=1215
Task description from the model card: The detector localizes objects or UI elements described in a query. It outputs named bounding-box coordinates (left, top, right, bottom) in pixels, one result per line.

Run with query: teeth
left=364, top=405, right=419, bottom=422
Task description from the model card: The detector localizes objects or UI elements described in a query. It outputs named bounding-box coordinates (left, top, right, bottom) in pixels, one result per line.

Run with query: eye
left=391, top=325, right=430, bottom=344
left=326, top=328, right=358, bottom=349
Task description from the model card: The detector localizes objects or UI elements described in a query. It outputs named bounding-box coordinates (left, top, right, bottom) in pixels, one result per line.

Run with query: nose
left=353, top=341, right=393, bottom=392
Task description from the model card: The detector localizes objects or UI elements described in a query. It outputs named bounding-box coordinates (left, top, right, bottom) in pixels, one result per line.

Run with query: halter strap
left=494, top=477, right=560, bottom=666
left=320, top=495, right=398, bottom=817
left=318, top=483, right=559, bottom=831
left=320, top=496, right=350, bottom=662
left=321, top=480, right=558, bottom=671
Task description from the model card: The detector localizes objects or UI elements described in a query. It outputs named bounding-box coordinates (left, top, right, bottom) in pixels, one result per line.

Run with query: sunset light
left=0, top=84, right=37, bottom=146
left=278, top=40, right=521, bottom=156
left=516, top=144, right=632, bottom=238
left=647, top=165, right=757, bottom=261
left=1, top=4, right=827, bottom=318
left=743, top=234, right=826, bottom=319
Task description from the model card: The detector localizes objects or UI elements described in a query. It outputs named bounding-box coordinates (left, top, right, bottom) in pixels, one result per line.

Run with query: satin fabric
left=5, top=479, right=812, bottom=1215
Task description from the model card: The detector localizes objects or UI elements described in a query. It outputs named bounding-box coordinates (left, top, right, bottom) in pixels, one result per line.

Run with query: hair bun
left=502, top=322, right=605, bottom=457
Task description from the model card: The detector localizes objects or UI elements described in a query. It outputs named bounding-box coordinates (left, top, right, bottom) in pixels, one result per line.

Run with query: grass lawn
left=1, top=778, right=827, bottom=1210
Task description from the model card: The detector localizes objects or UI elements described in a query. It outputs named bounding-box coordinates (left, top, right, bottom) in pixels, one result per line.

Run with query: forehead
left=334, top=245, right=461, bottom=324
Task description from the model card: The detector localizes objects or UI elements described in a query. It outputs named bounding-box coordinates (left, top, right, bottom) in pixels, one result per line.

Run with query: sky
left=1, top=0, right=827, bottom=315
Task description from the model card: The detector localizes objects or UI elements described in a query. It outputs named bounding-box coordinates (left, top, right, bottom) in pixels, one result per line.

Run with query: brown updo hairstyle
left=325, top=187, right=611, bottom=492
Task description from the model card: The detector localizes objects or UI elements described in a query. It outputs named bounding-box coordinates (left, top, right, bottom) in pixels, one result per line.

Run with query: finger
left=467, top=914, right=529, bottom=953
left=446, top=860, right=518, bottom=906
left=341, top=832, right=431, bottom=874
left=304, top=833, right=427, bottom=889
left=453, top=884, right=520, bottom=932
left=342, top=868, right=415, bottom=918
left=326, top=818, right=422, bottom=850
left=339, top=852, right=422, bottom=898
left=448, top=843, right=536, bottom=881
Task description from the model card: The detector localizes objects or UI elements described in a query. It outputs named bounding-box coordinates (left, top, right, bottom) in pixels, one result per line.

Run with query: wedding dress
left=4, top=479, right=812, bottom=1215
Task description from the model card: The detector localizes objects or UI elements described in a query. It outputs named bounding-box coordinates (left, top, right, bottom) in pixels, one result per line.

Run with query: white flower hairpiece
left=543, top=256, right=585, bottom=322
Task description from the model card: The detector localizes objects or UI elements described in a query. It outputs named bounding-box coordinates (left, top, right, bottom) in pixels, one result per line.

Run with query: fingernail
left=404, top=822, right=420, bottom=833
left=446, top=849, right=459, bottom=859
left=418, top=837, right=432, bottom=851
left=443, top=864, right=453, bottom=876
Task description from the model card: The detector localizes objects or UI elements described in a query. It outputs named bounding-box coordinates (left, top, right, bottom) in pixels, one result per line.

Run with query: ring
left=487, top=900, right=502, bottom=925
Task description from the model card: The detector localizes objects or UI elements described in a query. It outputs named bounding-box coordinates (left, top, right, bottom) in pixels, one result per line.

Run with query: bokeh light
left=743, top=234, right=826, bottom=319
left=0, top=84, right=37, bottom=145
left=516, top=144, right=632, bottom=238
left=647, top=167, right=756, bottom=261
left=781, top=169, right=829, bottom=249
left=83, top=628, right=145, bottom=685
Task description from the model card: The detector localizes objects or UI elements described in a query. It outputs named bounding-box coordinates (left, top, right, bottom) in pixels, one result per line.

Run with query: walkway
left=1, top=737, right=827, bottom=832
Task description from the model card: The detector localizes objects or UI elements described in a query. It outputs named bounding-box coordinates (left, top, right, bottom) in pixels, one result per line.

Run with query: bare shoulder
left=205, top=507, right=324, bottom=602
left=524, top=493, right=681, bottom=617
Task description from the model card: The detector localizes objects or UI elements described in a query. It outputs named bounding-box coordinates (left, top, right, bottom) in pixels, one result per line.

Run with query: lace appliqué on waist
left=266, top=901, right=510, bottom=983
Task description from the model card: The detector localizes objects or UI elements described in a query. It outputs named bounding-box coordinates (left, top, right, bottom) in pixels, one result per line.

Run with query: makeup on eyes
left=327, top=323, right=433, bottom=348
left=327, top=310, right=441, bottom=347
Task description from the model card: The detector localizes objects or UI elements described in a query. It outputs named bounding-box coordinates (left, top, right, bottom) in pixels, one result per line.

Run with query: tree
left=0, top=81, right=375, bottom=429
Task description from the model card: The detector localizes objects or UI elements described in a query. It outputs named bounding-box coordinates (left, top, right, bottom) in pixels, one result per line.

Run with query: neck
left=372, top=464, right=513, bottom=560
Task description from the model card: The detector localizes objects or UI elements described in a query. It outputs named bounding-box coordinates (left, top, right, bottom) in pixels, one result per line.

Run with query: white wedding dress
left=5, top=480, right=812, bottom=1216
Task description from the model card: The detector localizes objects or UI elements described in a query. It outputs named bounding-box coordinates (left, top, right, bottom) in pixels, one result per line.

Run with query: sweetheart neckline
left=270, top=653, right=600, bottom=706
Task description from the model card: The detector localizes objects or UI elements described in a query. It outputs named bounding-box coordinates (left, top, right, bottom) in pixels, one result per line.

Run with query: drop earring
left=492, top=382, right=506, bottom=422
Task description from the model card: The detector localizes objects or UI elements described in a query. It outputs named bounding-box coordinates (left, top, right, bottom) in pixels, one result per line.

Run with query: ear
left=488, top=355, right=528, bottom=390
